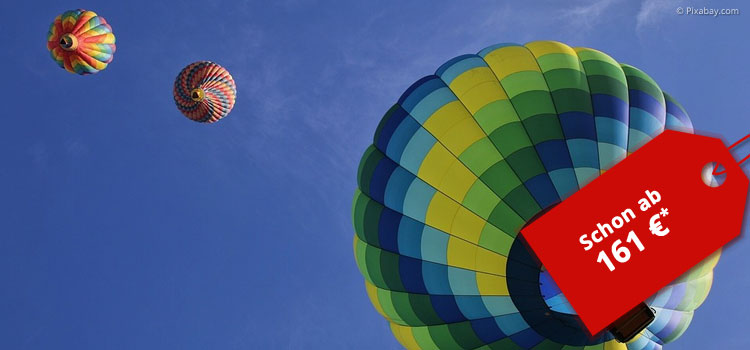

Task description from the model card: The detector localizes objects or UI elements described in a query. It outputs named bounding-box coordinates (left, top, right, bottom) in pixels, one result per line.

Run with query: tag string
left=713, top=132, right=750, bottom=175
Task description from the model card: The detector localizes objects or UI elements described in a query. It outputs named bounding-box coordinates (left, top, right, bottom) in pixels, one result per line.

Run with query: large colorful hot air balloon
left=46, top=9, right=116, bottom=75
left=173, top=61, right=237, bottom=123
left=352, top=41, right=717, bottom=350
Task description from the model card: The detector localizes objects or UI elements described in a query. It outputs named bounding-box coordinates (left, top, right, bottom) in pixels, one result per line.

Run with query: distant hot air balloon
left=47, top=9, right=116, bottom=75
left=173, top=61, right=237, bottom=123
left=353, top=41, right=715, bottom=350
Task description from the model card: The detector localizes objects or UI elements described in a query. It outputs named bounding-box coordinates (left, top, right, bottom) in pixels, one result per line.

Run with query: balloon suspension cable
left=713, top=132, right=750, bottom=175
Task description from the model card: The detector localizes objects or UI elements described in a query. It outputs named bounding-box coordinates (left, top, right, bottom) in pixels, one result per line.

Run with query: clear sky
left=1, top=0, right=749, bottom=349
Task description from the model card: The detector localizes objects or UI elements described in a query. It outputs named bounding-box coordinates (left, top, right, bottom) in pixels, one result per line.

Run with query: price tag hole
left=701, top=162, right=726, bottom=187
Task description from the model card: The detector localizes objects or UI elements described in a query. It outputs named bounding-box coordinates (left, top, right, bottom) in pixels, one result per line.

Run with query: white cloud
left=636, top=0, right=681, bottom=31
left=564, top=0, right=621, bottom=18
left=548, top=0, right=683, bottom=41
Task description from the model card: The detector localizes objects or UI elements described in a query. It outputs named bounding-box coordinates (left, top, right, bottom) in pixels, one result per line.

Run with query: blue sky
left=1, top=0, right=748, bottom=349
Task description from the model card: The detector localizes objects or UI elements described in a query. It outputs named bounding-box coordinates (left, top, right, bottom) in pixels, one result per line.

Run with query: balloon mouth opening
left=59, top=34, right=78, bottom=51
left=190, top=88, right=205, bottom=102
left=539, top=269, right=576, bottom=314
left=506, top=202, right=612, bottom=345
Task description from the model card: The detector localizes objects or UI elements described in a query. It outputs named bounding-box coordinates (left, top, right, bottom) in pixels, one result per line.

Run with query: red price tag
left=521, top=130, right=749, bottom=335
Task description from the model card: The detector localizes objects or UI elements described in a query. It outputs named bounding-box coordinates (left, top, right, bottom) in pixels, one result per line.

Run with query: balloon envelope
left=173, top=61, right=237, bottom=123
left=47, top=9, right=116, bottom=75
left=352, top=41, right=711, bottom=350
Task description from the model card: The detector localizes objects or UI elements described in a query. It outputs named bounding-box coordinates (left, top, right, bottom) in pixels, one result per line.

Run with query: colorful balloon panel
left=46, top=9, right=116, bottom=75
left=173, top=61, right=237, bottom=123
left=352, top=41, right=711, bottom=350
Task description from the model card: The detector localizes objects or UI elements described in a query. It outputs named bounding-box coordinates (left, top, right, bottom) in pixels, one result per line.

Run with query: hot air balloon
left=173, top=61, right=237, bottom=123
left=47, top=9, right=116, bottom=75
left=352, top=41, right=716, bottom=350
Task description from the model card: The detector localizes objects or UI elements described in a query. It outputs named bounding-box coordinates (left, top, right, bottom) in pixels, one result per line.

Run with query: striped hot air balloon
left=352, top=41, right=716, bottom=350
left=173, top=61, right=237, bottom=123
left=46, top=9, right=116, bottom=75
